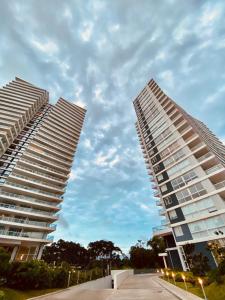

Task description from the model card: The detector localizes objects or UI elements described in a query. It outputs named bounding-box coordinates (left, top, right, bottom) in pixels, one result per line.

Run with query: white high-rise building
left=134, top=79, right=225, bottom=270
left=0, top=77, right=86, bottom=261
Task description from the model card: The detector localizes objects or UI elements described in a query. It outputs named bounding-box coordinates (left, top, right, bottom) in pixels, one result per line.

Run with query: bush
left=175, top=273, right=183, bottom=282
left=218, top=259, right=225, bottom=276
left=208, top=269, right=224, bottom=284
left=7, top=260, right=53, bottom=289
left=0, top=248, right=10, bottom=278
left=0, top=291, right=5, bottom=300
left=52, top=268, right=68, bottom=288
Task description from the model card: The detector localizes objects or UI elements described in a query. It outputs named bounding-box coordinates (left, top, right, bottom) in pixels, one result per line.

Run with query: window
left=167, top=159, right=189, bottom=176
left=189, top=215, right=225, bottom=234
left=168, top=210, right=177, bottom=220
left=176, top=182, right=206, bottom=204
left=157, top=174, right=164, bottom=182
left=163, top=149, right=185, bottom=168
left=182, top=196, right=216, bottom=219
left=160, top=184, right=168, bottom=193
left=171, top=170, right=198, bottom=190
left=174, top=226, right=183, bottom=237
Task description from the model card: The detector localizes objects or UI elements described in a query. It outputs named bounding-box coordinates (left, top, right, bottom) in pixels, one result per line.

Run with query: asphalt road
left=31, top=274, right=178, bottom=300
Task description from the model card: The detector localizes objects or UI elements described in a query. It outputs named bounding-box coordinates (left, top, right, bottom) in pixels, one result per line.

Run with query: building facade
left=0, top=77, right=86, bottom=261
left=134, top=79, right=225, bottom=270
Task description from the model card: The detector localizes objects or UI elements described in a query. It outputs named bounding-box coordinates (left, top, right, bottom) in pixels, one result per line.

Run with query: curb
left=154, top=277, right=203, bottom=300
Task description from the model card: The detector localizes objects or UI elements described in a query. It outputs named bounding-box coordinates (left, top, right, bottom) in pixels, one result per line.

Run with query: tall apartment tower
left=0, top=77, right=86, bottom=261
left=134, top=79, right=225, bottom=270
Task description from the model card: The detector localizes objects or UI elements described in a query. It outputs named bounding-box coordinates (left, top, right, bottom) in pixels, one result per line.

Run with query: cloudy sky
left=1, top=0, right=225, bottom=252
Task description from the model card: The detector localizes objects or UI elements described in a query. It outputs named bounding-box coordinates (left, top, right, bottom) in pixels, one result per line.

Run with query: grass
left=163, top=277, right=225, bottom=300
left=1, top=288, right=59, bottom=300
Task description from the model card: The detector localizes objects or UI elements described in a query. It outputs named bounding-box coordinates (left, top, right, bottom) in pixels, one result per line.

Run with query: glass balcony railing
left=0, top=202, right=58, bottom=217
left=197, top=152, right=214, bottom=163
left=12, top=174, right=64, bottom=191
left=152, top=225, right=170, bottom=233
left=0, top=215, right=57, bottom=229
left=0, top=229, right=47, bottom=240
left=5, top=181, right=62, bottom=199
left=28, top=147, right=71, bottom=167
left=16, top=165, right=65, bottom=183
left=205, top=164, right=224, bottom=175
left=215, top=180, right=225, bottom=190
left=20, top=158, right=67, bottom=177
left=24, top=152, right=67, bottom=172
left=0, top=190, right=60, bottom=207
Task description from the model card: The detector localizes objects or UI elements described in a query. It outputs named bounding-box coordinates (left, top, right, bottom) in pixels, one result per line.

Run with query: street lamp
left=182, top=274, right=187, bottom=291
left=166, top=272, right=170, bottom=282
left=67, top=271, right=71, bottom=288
left=198, top=278, right=207, bottom=300
left=172, top=272, right=176, bottom=285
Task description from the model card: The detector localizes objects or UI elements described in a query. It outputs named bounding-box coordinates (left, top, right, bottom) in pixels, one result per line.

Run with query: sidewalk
left=153, top=277, right=203, bottom=300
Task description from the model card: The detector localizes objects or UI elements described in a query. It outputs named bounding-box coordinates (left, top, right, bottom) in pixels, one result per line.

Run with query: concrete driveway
left=30, top=274, right=178, bottom=300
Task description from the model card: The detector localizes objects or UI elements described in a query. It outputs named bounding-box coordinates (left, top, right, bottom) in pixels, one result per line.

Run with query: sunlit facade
left=134, top=79, right=225, bottom=270
left=0, top=78, right=86, bottom=261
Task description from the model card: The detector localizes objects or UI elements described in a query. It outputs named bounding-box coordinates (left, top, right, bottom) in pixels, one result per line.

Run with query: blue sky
left=1, top=0, right=225, bottom=253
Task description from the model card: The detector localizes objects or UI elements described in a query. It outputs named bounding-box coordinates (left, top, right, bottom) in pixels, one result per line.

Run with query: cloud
left=80, top=22, right=94, bottom=42
left=31, top=38, right=59, bottom=55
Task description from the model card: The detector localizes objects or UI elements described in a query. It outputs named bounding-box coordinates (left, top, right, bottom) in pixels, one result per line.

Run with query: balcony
left=11, top=174, right=64, bottom=193
left=159, top=208, right=166, bottom=215
left=205, top=164, right=224, bottom=175
left=0, top=216, right=56, bottom=230
left=15, top=165, right=65, bottom=184
left=215, top=180, right=225, bottom=190
left=0, top=229, right=51, bottom=242
left=156, top=200, right=162, bottom=206
left=190, top=142, right=205, bottom=152
left=0, top=190, right=60, bottom=208
left=152, top=225, right=171, bottom=236
left=5, top=181, right=62, bottom=201
left=154, top=191, right=160, bottom=198
left=197, top=152, right=214, bottom=163
left=0, top=203, right=58, bottom=219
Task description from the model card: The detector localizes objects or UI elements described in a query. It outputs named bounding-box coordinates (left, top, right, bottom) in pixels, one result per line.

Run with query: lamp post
left=166, top=272, right=170, bottom=282
left=67, top=271, right=71, bottom=288
left=172, top=272, right=176, bottom=285
left=198, top=278, right=207, bottom=300
left=77, top=270, right=80, bottom=284
left=182, top=274, right=187, bottom=291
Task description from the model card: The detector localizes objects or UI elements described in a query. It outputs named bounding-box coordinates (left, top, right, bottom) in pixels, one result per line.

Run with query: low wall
left=73, top=275, right=112, bottom=290
left=111, top=269, right=134, bottom=289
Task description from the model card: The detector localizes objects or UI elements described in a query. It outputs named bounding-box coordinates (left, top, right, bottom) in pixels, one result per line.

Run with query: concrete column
left=163, top=256, right=168, bottom=269
left=37, top=244, right=44, bottom=260
left=177, top=246, right=188, bottom=271
left=10, top=246, right=19, bottom=262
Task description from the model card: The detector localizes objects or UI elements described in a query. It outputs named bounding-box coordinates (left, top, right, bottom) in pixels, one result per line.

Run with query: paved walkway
left=30, top=274, right=202, bottom=300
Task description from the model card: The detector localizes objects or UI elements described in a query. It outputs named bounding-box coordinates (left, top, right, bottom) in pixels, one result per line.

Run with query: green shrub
left=218, top=259, right=225, bottom=275
left=7, top=260, right=53, bottom=289
left=0, top=291, right=5, bottom=300
left=208, top=269, right=224, bottom=284
left=52, top=268, right=68, bottom=288
left=0, top=248, right=10, bottom=278
left=175, top=273, right=183, bottom=282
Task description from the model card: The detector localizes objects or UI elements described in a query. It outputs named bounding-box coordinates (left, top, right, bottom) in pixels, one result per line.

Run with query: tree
left=88, top=240, right=121, bottom=261
left=147, top=236, right=165, bottom=254
left=129, top=240, right=161, bottom=269
left=191, top=253, right=210, bottom=276
left=0, top=247, right=10, bottom=278
left=42, top=239, right=90, bottom=267
left=88, top=240, right=122, bottom=273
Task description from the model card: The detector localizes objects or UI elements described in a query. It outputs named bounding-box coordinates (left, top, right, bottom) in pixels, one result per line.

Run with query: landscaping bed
left=161, top=270, right=225, bottom=300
